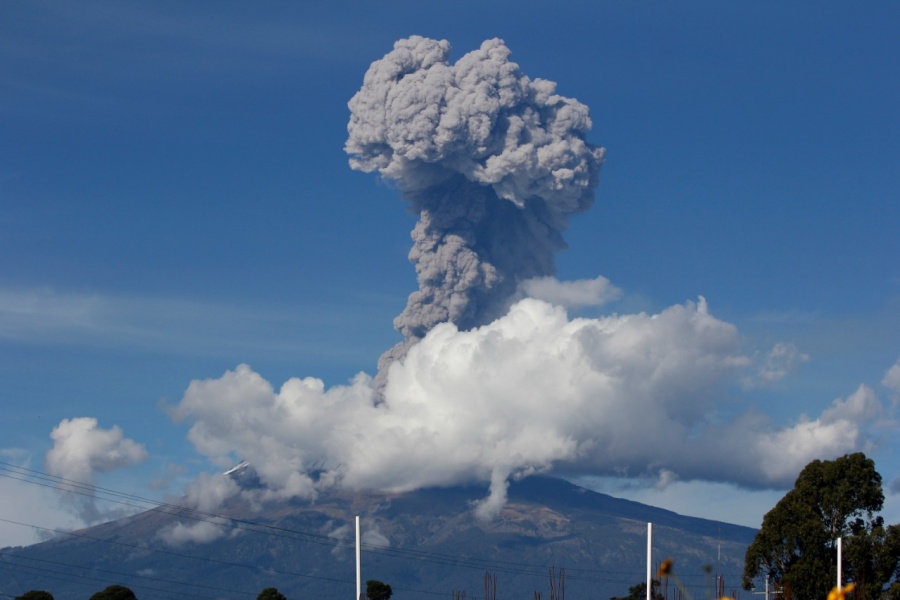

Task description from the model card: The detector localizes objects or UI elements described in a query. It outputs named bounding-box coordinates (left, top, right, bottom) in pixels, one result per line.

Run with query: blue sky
left=2, top=1, right=899, bottom=546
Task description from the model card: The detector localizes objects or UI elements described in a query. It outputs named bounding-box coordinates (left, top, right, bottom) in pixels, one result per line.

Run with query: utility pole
left=837, top=536, right=842, bottom=590
left=750, top=574, right=778, bottom=600
left=356, top=516, right=361, bottom=600
left=647, top=522, right=652, bottom=600
left=750, top=577, right=769, bottom=600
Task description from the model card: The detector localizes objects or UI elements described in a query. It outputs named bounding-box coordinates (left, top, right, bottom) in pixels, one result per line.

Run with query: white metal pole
left=356, top=516, right=361, bottom=600
left=837, top=536, right=842, bottom=590
left=647, top=522, right=652, bottom=600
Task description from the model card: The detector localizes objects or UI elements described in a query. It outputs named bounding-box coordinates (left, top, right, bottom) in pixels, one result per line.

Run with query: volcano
left=0, top=476, right=755, bottom=600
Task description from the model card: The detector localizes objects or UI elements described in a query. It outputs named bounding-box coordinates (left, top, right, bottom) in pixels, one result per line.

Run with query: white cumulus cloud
left=749, top=384, right=882, bottom=483
left=46, top=418, right=148, bottom=483
left=169, top=296, right=884, bottom=518
left=45, top=417, right=148, bottom=524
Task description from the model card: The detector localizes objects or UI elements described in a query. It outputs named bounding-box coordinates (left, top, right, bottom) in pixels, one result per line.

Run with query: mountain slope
left=0, top=477, right=757, bottom=600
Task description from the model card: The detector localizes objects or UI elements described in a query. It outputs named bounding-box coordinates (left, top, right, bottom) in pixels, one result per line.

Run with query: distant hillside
left=0, top=476, right=757, bottom=600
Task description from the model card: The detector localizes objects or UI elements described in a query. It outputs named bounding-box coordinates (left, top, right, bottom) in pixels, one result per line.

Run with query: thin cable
left=0, top=467, right=646, bottom=583
left=0, top=463, right=713, bottom=588
left=0, top=517, right=354, bottom=588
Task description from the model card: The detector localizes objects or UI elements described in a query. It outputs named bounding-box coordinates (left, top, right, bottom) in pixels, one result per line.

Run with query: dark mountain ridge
left=0, top=476, right=757, bottom=600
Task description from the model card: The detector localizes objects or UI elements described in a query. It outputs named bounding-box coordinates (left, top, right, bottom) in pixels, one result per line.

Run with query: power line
left=0, top=463, right=357, bottom=549
left=0, top=517, right=355, bottom=589
left=0, top=517, right=451, bottom=599
left=1, top=516, right=630, bottom=598
left=0, top=462, right=649, bottom=582
left=0, top=462, right=722, bottom=594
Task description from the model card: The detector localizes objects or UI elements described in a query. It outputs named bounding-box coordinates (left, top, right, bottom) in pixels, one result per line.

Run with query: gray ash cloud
left=345, top=36, right=605, bottom=384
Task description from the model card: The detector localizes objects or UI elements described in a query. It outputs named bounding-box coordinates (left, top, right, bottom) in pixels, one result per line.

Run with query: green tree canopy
left=15, top=591, right=54, bottom=600
left=257, top=588, right=287, bottom=600
left=366, top=579, right=392, bottom=600
left=88, top=585, right=137, bottom=600
left=743, top=452, right=900, bottom=599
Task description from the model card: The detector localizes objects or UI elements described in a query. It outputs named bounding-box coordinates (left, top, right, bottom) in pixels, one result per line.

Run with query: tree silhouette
left=257, top=588, right=287, bottom=600
left=743, top=452, right=900, bottom=599
left=366, top=579, right=392, bottom=600
left=15, top=591, right=54, bottom=600
left=88, top=585, right=137, bottom=600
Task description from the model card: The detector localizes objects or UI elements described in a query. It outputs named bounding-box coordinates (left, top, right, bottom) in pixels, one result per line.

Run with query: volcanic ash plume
left=346, top=36, right=606, bottom=379
left=155, top=38, right=883, bottom=532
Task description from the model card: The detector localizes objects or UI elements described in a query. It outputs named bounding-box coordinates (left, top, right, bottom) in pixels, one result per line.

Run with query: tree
left=610, top=580, right=663, bottom=600
left=88, top=585, right=137, bottom=600
left=743, top=452, right=898, bottom=599
left=257, top=588, right=287, bottom=600
left=15, top=592, right=54, bottom=600
left=366, top=579, right=392, bottom=600
left=843, top=520, right=900, bottom=600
